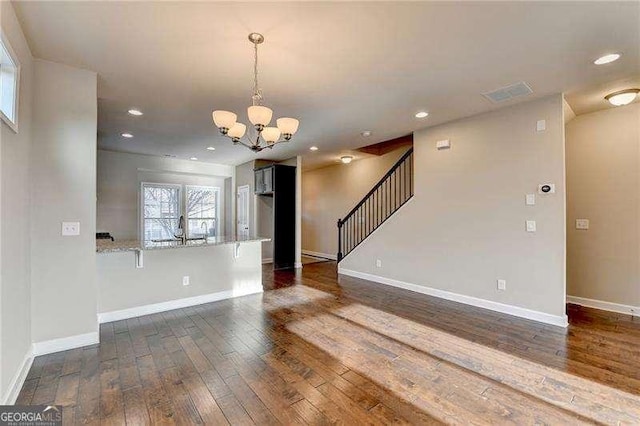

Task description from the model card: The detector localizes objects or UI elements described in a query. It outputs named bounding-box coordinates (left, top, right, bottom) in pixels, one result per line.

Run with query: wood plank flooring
left=17, top=262, right=640, bottom=424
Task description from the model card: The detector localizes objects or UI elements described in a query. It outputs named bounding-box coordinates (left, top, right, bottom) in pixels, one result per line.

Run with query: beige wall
left=341, top=95, right=567, bottom=321
left=97, top=242, right=262, bottom=315
left=0, top=0, right=33, bottom=403
left=97, top=149, right=233, bottom=240
left=566, top=103, right=640, bottom=308
left=302, top=147, right=409, bottom=258
left=30, top=59, right=99, bottom=344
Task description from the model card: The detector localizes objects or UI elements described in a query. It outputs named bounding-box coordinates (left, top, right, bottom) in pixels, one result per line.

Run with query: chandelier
left=212, top=33, right=299, bottom=152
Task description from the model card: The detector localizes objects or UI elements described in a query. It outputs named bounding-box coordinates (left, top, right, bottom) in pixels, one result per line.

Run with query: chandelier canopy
left=212, top=33, right=299, bottom=152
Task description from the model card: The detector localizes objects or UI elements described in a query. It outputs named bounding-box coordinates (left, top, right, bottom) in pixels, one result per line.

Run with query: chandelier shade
left=212, top=33, right=299, bottom=152
left=262, top=127, right=281, bottom=144
left=228, top=122, right=247, bottom=139
left=247, top=105, right=273, bottom=127
left=212, top=111, right=237, bottom=130
left=276, top=118, right=299, bottom=137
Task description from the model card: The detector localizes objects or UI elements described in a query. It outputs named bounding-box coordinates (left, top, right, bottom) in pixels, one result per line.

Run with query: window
left=186, top=186, right=220, bottom=238
left=141, top=183, right=220, bottom=242
left=0, top=32, right=20, bottom=131
left=142, top=183, right=181, bottom=242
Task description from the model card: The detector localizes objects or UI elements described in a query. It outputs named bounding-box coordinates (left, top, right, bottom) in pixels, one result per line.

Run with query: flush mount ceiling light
left=310, top=146, right=318, bottom=151
left=212, top=33, right=299, bottom=153
left=128, top=109, right=143, bottom=116
left=341, top=155, right=354, bottom=164
left=361, top=130, right=372, bottom=137
left=121, top=133, right=133, bottom=138
left=594, top=53, right=621, bottom=65
left=206, top=146, right=216, bottom=151
left=605, top=89, right=640, bottom=106
left=415, top=111, right=429, bottom=118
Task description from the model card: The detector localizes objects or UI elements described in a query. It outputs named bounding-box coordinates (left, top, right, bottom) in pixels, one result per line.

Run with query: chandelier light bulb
left=212, top=110, right=237, bottom=133
left=228, top=122, right=247, bottom=139
left=247, top=105, right=273, bottom=129
left=262, top=127, right=281, bottom=144
left=277, top=117, right=299, bottom=140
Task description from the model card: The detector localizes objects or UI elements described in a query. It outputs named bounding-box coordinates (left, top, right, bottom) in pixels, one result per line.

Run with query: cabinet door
left=263, top=167, right=274, bottom=193
left=254, top=169, right=264, bottom=194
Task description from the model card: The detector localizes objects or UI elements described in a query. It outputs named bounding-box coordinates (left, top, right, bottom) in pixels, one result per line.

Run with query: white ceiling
left=13, top=1, right=640, bottom=168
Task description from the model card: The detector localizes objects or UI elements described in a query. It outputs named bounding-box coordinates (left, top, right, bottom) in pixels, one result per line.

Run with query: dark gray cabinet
left=254, top=164, right=296, bottom=269
left=254, top=166, right=274, bottom=194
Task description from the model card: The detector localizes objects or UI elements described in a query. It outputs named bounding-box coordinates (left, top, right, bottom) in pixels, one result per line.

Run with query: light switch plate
left=61, top=221, right=80, bottom=236
left=497, top=279, right=506, bottom=291
left=182, top=276, right=190, bottom=286
left=525, top=194, right=536, bottom=206
left=376, top=259, right=382, bottom=268
left=576, top=219, right=589, bottom=230
left=526, top=220, right=537, bottom=232
left=536, top=120, right=546, bottom=132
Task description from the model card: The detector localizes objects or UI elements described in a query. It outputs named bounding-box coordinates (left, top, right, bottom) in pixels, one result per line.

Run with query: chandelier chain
left=252, top=41, right=262, bottom=105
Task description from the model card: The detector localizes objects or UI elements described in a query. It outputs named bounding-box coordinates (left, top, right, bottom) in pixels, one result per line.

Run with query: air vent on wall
left=482, top=81, right=533, bottom=103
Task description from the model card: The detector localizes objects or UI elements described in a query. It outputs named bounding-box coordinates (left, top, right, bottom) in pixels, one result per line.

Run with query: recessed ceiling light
left=415, top=111, right=429, bottom=118
left=594, top=53, right=621, bottom=65
left=341, top=155, right=354, bottom=164
left=190, top=157, right=198, bottom=161
left=310, top=146, right=318, bottom=151
left=605, top=88, right=640, bottom=106
left=128, top=109, right=143, bottom=116
left=206, top=146, right=216, bottom=151
left=121, top=133, right=133, bottom=138
left=361, top=131, right=372, bottom=137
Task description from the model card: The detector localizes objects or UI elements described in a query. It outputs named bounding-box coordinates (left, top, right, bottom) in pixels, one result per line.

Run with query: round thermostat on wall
left=538, top=183, right=555, bottom=194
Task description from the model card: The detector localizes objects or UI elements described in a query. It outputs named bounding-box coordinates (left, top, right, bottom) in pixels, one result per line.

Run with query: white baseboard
left=262, top=258, right=273, bottom=264
left=339, top=267, right=568, bottom=327
left=1, top=348, right=33, bottom=405
left=98, top=285, right=264, bottom=323
left=294, top=262, right=303, bottom=269
left=302, top=250, right=336, bottom=261
left=567, top=295, right=639, bottom=317
left=32, top=331, right=100, bottom=357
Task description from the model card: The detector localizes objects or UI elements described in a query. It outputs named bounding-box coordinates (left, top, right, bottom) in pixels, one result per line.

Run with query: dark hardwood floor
left=17, top=262, right=640, bottom=424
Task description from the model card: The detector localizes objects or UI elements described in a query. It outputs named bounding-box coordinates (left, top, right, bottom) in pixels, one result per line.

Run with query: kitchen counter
left=96, top=235, right=270, bottom=253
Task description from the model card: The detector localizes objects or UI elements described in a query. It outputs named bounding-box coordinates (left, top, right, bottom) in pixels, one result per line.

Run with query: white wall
left=341, top=95, right=567, bottom=323
left=97, top=149, right=234, bottom=240
left=0, top=0, right=33, bottom=403
left=566, top=103, right=640, bottom=309
left=30, top=59, right=99, bottom=345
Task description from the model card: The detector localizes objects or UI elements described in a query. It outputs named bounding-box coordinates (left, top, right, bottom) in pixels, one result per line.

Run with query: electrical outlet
left=536, top=119, right=546, bottom=132
left=497, top=279, right=506, bottom=291
left=61, top=221, right=80, bottom=236
left=376, top=259, right=382, bottom=268
left=182, top=276, right=190, bottom=286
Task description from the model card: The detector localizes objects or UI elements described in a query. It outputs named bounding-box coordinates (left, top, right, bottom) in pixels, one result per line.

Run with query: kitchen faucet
left=174, top=215, right=186, bottom=244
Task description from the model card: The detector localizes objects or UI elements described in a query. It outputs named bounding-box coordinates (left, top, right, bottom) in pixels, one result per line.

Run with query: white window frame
left=139, top=183, right=222, bottom=241
left=0, top=30, right=20, bottom=133
left=140, top=182, right=182, bottom=242
left=185, top=185, right=221, bottom=238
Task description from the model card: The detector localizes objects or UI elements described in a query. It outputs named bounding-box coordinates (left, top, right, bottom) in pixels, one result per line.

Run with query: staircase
left=337, top=148, right=414, bottom=262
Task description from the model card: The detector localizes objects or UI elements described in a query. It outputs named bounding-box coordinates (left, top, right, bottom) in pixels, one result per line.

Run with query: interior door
left=237, top=185, right=250, bottom=238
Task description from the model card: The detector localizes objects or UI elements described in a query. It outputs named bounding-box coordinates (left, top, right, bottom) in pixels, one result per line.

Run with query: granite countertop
left=96, top=235, right=270, bottom=253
